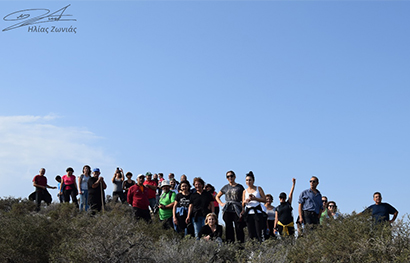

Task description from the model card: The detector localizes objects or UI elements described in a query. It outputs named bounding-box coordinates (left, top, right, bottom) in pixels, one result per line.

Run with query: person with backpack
left=158, top=180, right=176, bottom=229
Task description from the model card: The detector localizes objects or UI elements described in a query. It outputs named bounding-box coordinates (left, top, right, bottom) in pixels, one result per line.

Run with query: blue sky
left=1, top=1, right=409, bottom=220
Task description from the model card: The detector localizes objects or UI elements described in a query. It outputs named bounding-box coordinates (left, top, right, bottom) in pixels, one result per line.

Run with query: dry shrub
left=1, top=197, right=410, bottom=263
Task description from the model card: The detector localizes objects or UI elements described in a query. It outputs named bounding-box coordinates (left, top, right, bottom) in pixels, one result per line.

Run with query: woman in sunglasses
left=216, top=170, right=245, bottom=243
left=326, top=201, right=340, bottom=219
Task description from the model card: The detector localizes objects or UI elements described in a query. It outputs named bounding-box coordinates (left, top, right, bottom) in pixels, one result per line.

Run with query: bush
left=1, top=197, right=410, bottom=262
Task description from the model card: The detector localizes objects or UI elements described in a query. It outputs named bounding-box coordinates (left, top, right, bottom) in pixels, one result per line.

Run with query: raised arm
left=288, top=178, right=296, bottom=204
left=120, top=168, right=124, bottom=181
left=111, top=173, right=116, bottom=183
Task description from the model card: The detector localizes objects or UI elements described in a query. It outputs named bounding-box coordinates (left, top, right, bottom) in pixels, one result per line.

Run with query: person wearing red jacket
left=128, top=174, right=151, bottom=222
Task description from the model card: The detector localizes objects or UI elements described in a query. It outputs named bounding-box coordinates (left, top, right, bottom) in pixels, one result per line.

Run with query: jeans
left=79, top=190, right=89, bottom=211
left=192, top=216, right=205, bottom=239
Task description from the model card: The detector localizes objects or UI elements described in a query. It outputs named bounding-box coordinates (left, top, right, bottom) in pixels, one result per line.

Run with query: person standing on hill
left=143, top=172, right=158, bottom=212
left=88, top=168, right=106, bottom=213
left=298, top=176, right=323, bottom=227
left=186, top=177, right=214, bottom=239
left=78, top=165, right=91, bottom=211
left=60, top=167, right=79, bottom=208
left=123, top=172, right=135, bottom=199
left=216, top=170, right=245, bottom=243
left=274, top=178, right=296, bottom=236
left=32, top=168, right=57, bottom=211
left=205, top=184, right=220, bottom=217
left=158, top=180, right=176, bottom=229
left=173, top=180, right=193, bottom=236
left=127, top=174, right=151, bottom=222
left=361, top=192, right=398, bottom=224
left=112, top=168, right=125, bottom=203
left=320, top=196, right=328, bottom=224
left=264, top=194, right=276, bottom=239
left=243, top=171, right=267, bottom=242
left=168, top=173, right=179, bottom=190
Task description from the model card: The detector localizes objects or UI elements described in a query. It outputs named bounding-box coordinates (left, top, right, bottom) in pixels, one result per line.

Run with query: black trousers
left=132, top=207, right=151, bottom=223
left=303, top=210, right=320, bottom=225
left=112, top=191, right=126, bottom=203
left=89, top=196, right=103, bottom=213
left=35, top=189, right=52, bottom=211
left=63, top=189, right=79, bottom=208
left=223, top=212, right=245, bottom=243
left=246, top=213, right=265, bottom=242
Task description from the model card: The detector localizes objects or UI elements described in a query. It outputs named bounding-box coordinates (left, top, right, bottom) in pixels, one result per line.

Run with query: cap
left=93, top=168, right=100, bottom=172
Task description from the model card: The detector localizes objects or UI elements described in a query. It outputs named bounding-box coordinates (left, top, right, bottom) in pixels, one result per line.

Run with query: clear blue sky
left=1, top=1, right=409, bottom=220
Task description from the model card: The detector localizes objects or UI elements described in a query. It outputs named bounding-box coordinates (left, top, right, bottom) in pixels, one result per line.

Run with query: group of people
left=32, top=168, right=399, bottom=243
left=32, top=166, right=107, bottom=213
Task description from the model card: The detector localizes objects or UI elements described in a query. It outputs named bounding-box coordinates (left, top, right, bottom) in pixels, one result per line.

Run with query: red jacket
left=127, top=184, right=149, bottom=209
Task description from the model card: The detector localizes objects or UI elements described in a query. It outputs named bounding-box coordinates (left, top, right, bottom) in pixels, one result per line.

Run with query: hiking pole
left=100, top=179, right=105, bottom=213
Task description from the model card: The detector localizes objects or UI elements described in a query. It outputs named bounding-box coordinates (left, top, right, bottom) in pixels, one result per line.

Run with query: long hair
left=83, top=165, right=91, bottom=176
left=205, top=213, right=218, bottom=225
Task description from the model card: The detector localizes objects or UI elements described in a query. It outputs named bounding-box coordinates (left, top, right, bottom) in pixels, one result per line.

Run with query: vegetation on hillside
left=0, top=197, right=409, bottom=263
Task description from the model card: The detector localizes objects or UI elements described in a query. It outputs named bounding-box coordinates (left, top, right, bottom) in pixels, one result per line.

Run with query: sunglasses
left=310, top=180, right=318, bottom=183
left=328, top=205, right=336, bottom=208
left=226, top=175, right=234, bottom=179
